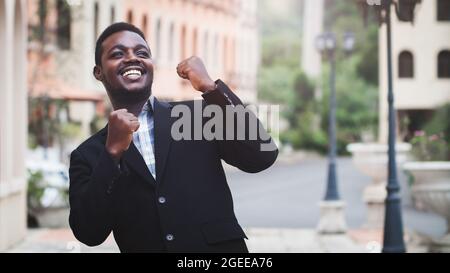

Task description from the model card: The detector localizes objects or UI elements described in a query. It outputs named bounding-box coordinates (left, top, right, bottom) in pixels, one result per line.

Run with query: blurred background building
left=379, top=0, right=450, bottom=142
left=0, top=0, right=28, bottom=251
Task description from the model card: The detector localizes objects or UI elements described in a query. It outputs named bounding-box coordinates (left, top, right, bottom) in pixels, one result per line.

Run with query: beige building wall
left=379, top=0, right=450, bottom=142
left=0, top=0, right=28, bottom=251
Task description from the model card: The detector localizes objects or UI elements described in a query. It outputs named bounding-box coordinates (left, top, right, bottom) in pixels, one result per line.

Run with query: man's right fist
left=105, top=109, right=140, bottom=162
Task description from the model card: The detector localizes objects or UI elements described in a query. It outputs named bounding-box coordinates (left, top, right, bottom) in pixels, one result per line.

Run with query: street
left=227, top=155, right=447, bottom=239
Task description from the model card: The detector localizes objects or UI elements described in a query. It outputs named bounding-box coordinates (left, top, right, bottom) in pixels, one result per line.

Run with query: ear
left=93, top=65, right=103, bottom=81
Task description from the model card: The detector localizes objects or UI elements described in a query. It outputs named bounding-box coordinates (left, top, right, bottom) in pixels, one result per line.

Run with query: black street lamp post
left=317, top=33, right=339, bottom=202
left=316, top=32, right=355, bottom=234
left=355, top=0, right=421, bottom=253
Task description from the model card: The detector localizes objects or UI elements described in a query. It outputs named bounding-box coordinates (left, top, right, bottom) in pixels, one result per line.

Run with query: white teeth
left=122, top=69, right=142, bottom=77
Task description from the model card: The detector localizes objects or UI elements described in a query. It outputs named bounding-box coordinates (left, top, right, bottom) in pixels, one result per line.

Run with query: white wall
left=0, top=0, right=28, bottom=251
left=379, top=0, right=450, bottom=142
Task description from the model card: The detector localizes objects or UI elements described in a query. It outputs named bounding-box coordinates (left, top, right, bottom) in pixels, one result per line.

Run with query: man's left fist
left=176, top=56, right=216, bottom=93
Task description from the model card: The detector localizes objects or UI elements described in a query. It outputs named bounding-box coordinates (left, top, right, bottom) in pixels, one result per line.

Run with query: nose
left=123, top=49, right=139, bottom=63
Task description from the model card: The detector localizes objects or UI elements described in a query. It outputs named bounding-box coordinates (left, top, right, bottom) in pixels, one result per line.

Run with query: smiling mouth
left=121, top=68, right=145, bottom=81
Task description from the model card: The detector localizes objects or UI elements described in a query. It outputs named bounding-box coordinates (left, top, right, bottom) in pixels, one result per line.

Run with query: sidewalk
left=5, top=227, right=427, bottom=253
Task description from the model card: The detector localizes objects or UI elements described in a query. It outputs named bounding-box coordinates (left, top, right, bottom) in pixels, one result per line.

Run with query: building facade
left=0, top=0, right=28, bottom=251
left=379, top=0, right=450, bottom=142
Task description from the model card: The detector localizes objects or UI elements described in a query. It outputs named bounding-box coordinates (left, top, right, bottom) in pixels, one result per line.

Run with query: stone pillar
left=301, top=0, right=324, bottom=80
left=0, top=0, right=28, bottom=251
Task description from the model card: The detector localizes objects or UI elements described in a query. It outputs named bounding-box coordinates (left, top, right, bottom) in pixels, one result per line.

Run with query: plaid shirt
left=132, top=96, right=156, bottom=180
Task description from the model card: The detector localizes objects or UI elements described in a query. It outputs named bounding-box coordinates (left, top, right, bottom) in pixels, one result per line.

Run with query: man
left=69, top=22, right=278, bottom=253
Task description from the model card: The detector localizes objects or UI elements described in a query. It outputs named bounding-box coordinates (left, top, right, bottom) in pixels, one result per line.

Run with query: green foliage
left=90, top=115, right=108, bottom=134
left=410, top=132, right=449, bottom=161
left=261, top=35, right=302, bottom=68
left=324, top=0, right=379, bottom=86
left=28, top=97, right=81, bottom=148
left=410, top=103, right=450, bottom=161
left=423, top=103, right=450, bottom=144
left=27, top=170, right=45, bottom=210
left=258, top=65, right=297, bottom=104
left=59, top=122, right=82, bottom=140
left=277, top=69, right=328, bottom=153
left=259, top=0, right=379, bottom=154
left=320, top=56, right=379, bottom=154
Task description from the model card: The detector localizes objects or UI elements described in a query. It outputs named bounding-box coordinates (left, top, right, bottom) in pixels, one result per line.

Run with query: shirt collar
left=141, top=95, right=154, bottom=113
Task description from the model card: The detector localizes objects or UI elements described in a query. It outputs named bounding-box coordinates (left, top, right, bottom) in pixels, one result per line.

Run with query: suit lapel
left=153, top=97, right=174, bottom=185
left=122, top=142, right=156, bottom=186
left=100, top=124, right=156, bottom=187
left=100, top=98, right=173, bottom=187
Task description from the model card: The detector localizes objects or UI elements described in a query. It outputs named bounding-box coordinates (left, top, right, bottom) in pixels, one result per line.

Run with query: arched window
left=203, top=31, right=209, bottom=65
left=142, top=15, right=148, bottom=37
left=192, top=28, right=198, bottom=56
left=110, top=6, right=116, bottom=24
left=155, top=19, right=162, bottom=59
left=437, top=0, right=450, bottom=21
left=180, top=25, right=187, bottom=59
left=438, top=50, right=450, bottom=78
left=398, top=51, right=414, bottom=78
left=57, top=0, right=71, bottom=49
left=127, top=10, right=133, bottom=24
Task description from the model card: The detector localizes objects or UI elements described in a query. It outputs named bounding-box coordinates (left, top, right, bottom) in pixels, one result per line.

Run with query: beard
left=103, top=73, right=153, bottom=106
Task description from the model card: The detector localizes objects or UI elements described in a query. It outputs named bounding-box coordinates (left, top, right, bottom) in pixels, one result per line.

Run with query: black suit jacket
left=69, top=80, right=278, bottom=253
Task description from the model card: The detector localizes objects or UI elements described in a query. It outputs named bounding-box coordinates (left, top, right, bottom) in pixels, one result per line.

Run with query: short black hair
left=95, top=22, right=147, bottom=66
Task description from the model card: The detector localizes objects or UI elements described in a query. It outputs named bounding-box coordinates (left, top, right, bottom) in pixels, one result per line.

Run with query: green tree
left=319, top=56, right=379, bottom=154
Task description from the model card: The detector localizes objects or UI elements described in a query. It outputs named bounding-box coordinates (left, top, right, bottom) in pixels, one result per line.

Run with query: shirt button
left=158, top=197, right=166, bottom=204
left=166, top=234, right=174, bottom=241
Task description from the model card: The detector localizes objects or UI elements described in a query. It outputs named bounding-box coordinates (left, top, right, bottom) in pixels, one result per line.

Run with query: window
left=398, top=51, right=414, bottom=78
left=438, top=0, right=450, bottom=21
left=192, top=28, right=198, bottom=56
left=110, top=6, right=116, bottom=24
left=142, top=15, right=148, bottom=36
left=203, top=32, right=209, bottom=65
left=155, top=19, right=162, bottom=59
left=180, top=25, right=187, bottom=59
left=127, top=10, right=133, bottom=24
left=57, top=0, right=71, bottom=49
left=168, top=23, right=175, bottom=62
left=397, top=0, right=415, bottom=22
left=438, top=50, right=450, bottom=78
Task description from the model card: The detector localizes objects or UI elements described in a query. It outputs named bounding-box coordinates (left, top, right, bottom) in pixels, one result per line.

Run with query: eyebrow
left=107, top=43, right=150, bottom=53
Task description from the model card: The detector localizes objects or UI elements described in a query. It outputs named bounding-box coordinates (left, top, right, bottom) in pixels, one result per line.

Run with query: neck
left=112, top=99, right=148, bottom=116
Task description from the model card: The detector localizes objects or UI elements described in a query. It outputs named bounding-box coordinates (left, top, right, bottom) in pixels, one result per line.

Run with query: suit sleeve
left=69, top=147, right=121, bottom=246
left=202, top=79, right=278, bottom=173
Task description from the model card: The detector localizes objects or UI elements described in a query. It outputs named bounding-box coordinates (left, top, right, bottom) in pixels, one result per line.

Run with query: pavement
left=5, top=151, right=446, bottom=253
left=5, top=227, right=431, bottom=253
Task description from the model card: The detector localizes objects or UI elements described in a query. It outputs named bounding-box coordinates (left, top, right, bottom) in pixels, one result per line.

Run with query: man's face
left=94, top=31, right=154, bottom=104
